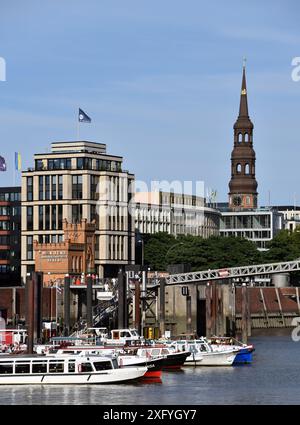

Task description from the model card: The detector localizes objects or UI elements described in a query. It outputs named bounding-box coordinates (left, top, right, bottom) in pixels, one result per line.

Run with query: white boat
left=0, top=353, right=147, bottom=385
left=171, top=340, right=238, bottom=366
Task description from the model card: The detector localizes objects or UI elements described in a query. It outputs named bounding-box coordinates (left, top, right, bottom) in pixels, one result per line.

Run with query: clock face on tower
left=232, top=195, right=242, bottom=207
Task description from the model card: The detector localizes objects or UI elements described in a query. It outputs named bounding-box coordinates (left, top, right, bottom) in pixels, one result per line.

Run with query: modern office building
left=21, top=140, right=135, bottom=281
left=134, top=191, right=220, bottom=238
left=219, top=208, right=283, bottom=250
left=269, top=206, right=300, bottom=232
left=0, top=187, right=21, bottom=286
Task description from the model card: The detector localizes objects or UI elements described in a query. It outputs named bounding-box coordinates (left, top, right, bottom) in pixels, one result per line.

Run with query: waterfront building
left=219, top=208, right=283, bottom=250
left=134, top=191, right=220, bottom=238
left=21, top=140, right=135, bottom=281
left=0, top=187, right=21, bottom=286
left=269, top=205, right=300, bottom=232
left=34, top=219, right=96, bottom=285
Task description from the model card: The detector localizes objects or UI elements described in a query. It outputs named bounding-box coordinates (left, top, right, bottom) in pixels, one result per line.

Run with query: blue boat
left=208, top=337, right=255, bottom=364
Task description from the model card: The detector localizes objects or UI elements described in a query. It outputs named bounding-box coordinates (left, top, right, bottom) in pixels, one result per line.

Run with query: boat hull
left=0, top=367, right=147, bottom=385
left=162, top=352, right=190, bottom=370
left=233, top=348, right=253, bottom=364
left=119, top=356, right=164, bottom=378
left=184, top=351, right=237, bottom=366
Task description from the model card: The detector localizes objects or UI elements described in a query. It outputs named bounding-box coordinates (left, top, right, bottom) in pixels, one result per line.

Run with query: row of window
left=235, top=163, right=254, bottom=175
left=0, top=221, right=10, bottom=230
left=39, top=175, right=63, bottom=201
left=0, top=192, right=21, bottom=202
left=35, top=157, right=122, bottom=172
left=108, top=235, right=125, bottom=260
left=221, top=215, right=271, bottom=229
left=236, top=132, right=252, bottom=143
left=0, top=361, right=113, bottom=375
left=0, top=265, right=12, bottom=273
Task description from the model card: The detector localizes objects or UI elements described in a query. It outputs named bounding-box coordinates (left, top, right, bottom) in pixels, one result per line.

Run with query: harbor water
left=0, top=331, right=299, bottom=405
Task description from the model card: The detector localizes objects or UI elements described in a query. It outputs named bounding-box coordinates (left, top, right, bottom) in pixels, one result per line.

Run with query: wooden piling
left=205, top=282, right=212, bottom=337
left=134, top=279, right=141, bottom=334
left=241, top=283, right=248, bottom=344
left=186, top=294, right=192, bottom=334
left=86, top=275, right=93, bottom=329
left=64, top=275, right=70, bottom=336
left=159, top=278, right=166, bottom=337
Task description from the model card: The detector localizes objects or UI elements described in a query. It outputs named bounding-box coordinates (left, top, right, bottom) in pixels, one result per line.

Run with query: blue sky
left=0, top=0, right=300, bottom=204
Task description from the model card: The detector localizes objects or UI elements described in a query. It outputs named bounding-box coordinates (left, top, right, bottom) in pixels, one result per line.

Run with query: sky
left=0, top=0, right=300, bottom=205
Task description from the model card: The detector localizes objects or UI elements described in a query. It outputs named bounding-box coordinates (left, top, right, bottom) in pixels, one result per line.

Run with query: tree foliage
left=143, top=232, right=263, bottom=271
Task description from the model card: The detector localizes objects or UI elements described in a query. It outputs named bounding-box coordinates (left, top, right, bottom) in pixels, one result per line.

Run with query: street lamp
left=137, top=239, right=144, bottom=267
left=165, top=242, right=184, bottom=266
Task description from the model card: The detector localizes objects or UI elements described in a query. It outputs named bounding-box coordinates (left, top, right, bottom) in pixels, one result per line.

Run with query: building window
left=27, top=177, right=33, bottom=201
left=45, top=205, right=50, bottom=230
left=236, top=163, right=242, bottom=173
left=39, top=206, right=43, bottom=230
left=58, top=205, right=63, bottom=230
left=238, top=133, right=242, bottom=143
left=0, top=206, right=10, bottom=216
left=39, top=176, right=44, bottom=201
left=52, top=175, right=57, bottom=200
left=45, top=176, right=50, bottom=200
left=77, top=157, right=92, bottom=170
left=27, top=236, right=33, bottom=260
left=51, top=205, right=57, bottom=230
left=245, top=133, right=250, bottom=142
left=27, top=206, right=33, bottom=231
left=245, top=163, right=250, bottom=175
left=0, top=221, right=10, bottom=230
left=90, top=175, right=98, bottom=200
left=72, top=205, right=82, bottom=223
left=72, top=175, right=83, bottom=199
left=58, top=175, right=63, bottom=200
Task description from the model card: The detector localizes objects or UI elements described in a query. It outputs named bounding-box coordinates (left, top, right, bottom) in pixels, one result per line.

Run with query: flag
left=14, top=152, right=21, bottom=171
left=78, top=108, right=91, bottom=123
left=0, top=156, right=6, bottom=172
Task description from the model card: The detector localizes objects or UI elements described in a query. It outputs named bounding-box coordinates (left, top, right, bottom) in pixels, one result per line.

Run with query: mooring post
left=205, top=282, right=212, bottom=337
left=25, top=273, right=34, bottom=354
left=242, top=283, right=248, bottom=344
left=134, top=279, right=141, bottom=334
left=159, top=278, right=166, bottom=337
left=32, top=272, right=43, bottom=344
left=64, top=274, right=70, bottom=336
left=86, top=274, right=93, bottom=329
left=186, top=294, right=192, bottom=334
left=117, top=268, right=127, bottom=329
left=211, top=282, right=217, bottom=335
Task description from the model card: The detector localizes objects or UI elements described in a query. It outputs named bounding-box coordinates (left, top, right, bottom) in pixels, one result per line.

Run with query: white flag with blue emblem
left=78, top=108, right=91, bottom=123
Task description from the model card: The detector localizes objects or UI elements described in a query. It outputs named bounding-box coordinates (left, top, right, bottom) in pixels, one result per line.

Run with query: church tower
left=229, top=64, right=258, bottom=210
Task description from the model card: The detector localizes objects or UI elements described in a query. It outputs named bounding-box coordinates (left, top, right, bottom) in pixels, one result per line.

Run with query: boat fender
left=78, top=363, right=82, bottom=373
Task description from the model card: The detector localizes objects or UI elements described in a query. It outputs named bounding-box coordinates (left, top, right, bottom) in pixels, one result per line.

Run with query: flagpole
left=77, top=114, right=80, bottom=140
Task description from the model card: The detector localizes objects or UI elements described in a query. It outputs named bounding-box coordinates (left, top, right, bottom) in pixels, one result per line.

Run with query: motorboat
left=46, top=346, right=164, bottom=378
left=135, top=346, right=191, bottom=370
left=0, top=353, right=147, bottom=384
left=207, top=336, right=254, bottom=364
left=170, top=340, right=239, bottom=366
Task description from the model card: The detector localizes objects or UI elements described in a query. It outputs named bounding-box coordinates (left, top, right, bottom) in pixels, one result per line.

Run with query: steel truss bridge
left=164, top=259, right=300, bottom=286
